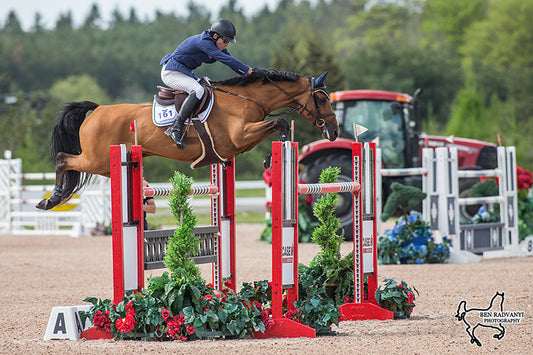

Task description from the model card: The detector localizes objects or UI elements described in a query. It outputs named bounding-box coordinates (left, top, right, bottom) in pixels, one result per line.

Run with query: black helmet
left=209, top=18, right=237, bottom=43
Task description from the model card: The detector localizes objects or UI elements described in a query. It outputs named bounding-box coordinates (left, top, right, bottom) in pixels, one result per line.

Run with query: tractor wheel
left=300, top=154, right=354, bottom=241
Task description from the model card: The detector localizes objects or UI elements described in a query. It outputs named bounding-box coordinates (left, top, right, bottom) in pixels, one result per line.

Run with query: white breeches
left=161, top=64, right=204, bottom=99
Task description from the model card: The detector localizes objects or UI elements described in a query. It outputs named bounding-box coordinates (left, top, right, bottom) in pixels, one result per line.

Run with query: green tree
left=83, top=3, right=102, bottom=28
left=3, top=10, right=23, bottom=33
left=421, top=0, right=488, bottom=51
left=49, top=74, right=110, bottom=104
left=55, top=11, right=73, bottom=31
left=31, top=13, right=45, bottom=33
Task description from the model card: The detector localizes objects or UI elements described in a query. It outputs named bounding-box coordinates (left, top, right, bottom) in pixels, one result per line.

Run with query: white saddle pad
left=152, top=94, right=214, bottom=127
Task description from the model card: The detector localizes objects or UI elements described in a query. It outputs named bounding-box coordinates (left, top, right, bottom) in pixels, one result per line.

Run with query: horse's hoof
left=36, top=198, right=53, bottom=210
left=263, top=153, right=272, bottom=169
left=279, top=133, right=288, bottom=142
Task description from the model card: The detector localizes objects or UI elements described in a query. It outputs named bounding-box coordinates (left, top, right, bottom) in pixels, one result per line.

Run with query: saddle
left=154, top=84, right=225, bottom=169
left=155, top=84, right=213, bottom=116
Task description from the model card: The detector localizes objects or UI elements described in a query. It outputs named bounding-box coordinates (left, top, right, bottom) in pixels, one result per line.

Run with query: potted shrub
left=298, top=166, right=356, bottom=305
left=375, top=278, right=418, bottom=319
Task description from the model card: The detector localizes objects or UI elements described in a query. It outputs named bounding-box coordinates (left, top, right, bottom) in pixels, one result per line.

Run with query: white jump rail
left=376, top=145, right=520, bottom=257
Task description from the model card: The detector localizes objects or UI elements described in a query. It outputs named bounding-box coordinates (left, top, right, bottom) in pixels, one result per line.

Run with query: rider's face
left=215, top=35, right=230, bottom=51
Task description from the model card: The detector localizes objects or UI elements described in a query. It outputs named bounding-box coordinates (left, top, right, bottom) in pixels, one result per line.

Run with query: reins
left=210, top=85, right=269, bottom=117
left=209, top=76, right=334, bottom=128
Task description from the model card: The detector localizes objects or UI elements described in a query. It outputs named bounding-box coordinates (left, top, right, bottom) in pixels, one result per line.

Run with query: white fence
left=0, top=151, right=111, bottom=237
left=0, top=151, right=268, bottom=237
left=376, top=146, right=520, bottom=257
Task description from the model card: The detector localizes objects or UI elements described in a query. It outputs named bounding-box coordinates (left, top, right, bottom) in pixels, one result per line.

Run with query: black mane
left=214, top=68, right=302, bottom=87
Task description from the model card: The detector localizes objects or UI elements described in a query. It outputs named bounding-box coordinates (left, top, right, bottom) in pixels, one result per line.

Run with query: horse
left=455, top=292, right=506, bottom=346
left=36, top=69, right=338, bottom=210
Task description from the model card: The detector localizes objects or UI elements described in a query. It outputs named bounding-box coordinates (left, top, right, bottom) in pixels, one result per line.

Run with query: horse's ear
left=314, top=71, right=328, bottom=87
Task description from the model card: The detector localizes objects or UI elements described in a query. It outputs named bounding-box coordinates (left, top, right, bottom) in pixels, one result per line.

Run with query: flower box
left=459, top=222, right=504, bottom=254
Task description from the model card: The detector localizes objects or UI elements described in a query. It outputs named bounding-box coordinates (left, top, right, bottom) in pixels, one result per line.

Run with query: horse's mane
left=214, top=68, right=302, bottom=87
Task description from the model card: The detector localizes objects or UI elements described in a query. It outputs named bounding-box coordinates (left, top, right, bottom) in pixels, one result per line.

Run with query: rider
left=160, top=18, right=253, bottom=149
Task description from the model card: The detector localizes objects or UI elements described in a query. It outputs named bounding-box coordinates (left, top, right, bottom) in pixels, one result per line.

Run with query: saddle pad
left=152, top=94, right=214, bottom=127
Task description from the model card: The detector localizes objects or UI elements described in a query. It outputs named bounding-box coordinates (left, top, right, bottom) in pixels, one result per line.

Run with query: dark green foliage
left=293, top=296, right=340, bottom=334
left=164, top=171, right=201, bottom=283
left=375, top=278, right=418, bottom=316
left=380, top=182, right=427, bottom=222
left=311, top=166, right=343, bottom=266
left=468, top=179, right=499, bottom=198
left=298, top=252, right=355, bottom=306
left=298, top=166, right=355, bottom=305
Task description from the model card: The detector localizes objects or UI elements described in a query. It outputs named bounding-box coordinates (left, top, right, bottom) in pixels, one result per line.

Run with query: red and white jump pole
left=338, top=142, right=393, bottom=320
left=110, top=144, right=235, bottom=304
left=258, top=141, right=391, bottom=338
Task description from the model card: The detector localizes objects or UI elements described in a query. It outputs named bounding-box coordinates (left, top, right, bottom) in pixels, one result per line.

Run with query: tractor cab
left=330, top=90, right=420, bottom=169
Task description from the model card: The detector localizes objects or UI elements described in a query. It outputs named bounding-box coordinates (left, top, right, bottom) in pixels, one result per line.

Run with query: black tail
left=52, top=101, right=99, bottom=202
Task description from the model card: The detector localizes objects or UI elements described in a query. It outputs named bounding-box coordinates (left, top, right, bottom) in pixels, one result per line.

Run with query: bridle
left=210, top=76, right=335, bottom=129
left=263, top=76, right=336, bottom=129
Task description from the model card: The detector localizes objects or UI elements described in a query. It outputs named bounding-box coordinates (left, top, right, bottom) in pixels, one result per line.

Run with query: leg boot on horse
left=164, top=91, right=201, bottom=149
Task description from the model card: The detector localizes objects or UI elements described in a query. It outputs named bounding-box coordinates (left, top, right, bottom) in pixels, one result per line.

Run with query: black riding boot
left=164, top=91, right=201, bottom=149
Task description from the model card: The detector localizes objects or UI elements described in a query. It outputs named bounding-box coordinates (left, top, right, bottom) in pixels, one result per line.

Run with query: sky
left=1, top=0, right=280, bottom=30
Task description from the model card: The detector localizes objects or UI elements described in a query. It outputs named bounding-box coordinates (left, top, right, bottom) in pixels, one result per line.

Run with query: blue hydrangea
left=378, top=210, right=450, bottom=265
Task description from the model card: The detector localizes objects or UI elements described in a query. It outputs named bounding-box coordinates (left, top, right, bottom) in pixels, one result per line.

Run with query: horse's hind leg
left=36, top=152, right=70, bottom=210
left=36, top=152, right=106, bottom=210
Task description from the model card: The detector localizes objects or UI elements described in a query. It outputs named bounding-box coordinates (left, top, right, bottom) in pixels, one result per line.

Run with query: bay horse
left=36, top=69, right=338, bottom=210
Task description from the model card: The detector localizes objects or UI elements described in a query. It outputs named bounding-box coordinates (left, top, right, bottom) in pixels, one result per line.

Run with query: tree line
left=0, top=0, right=531, bottom=180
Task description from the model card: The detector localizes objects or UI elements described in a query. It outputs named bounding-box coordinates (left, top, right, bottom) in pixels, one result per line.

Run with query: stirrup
left=175, top=132, right=187, bottom=149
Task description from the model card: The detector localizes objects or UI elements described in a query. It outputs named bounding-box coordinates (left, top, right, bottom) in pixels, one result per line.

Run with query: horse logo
left=455, top=292, right=506, bottom=346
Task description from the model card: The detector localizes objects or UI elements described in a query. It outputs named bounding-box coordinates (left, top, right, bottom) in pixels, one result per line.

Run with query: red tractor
left=299, top=89, right=498, bottom=239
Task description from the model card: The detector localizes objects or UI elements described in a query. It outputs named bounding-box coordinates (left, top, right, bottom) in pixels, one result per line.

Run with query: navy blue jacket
left=160, top=31, right=250, bottom=80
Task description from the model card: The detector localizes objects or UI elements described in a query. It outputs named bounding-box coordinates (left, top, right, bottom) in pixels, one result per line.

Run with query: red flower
left=173, top=314, right=185, bottom=326
left=304, top=194, right=313, bottom=205
left=161, top=309, right=171, bottom=321
left=261, top=310, right=270, bottom=323
left=126, top=300, right=134, bottom=309
left=186, top=325, right=195, bottom=335
left=115, top=310, right=136, bottom=333
left=201, top=294, right=214, bottom=301
left=93, top=310, right=112, bottom=331
left=517, top=166, right=533, bottom=190
left=178, top=336, right=187, bottom=342
left=343, top=296, right=351, bottom=304
left=263, top=168, right=272, bottom=186
left=407, top=292, right=414, bottom=304
left=264, top=319, right=275, bottom=329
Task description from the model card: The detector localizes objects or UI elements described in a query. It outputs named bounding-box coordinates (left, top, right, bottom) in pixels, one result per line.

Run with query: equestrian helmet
left=209, top=18, right=237, bottom=43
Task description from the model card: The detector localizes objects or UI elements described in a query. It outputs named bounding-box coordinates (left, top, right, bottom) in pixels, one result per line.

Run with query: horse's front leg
left=275, top=118, right=290, bottom=142
left=233, top=119, right=289, bottom=169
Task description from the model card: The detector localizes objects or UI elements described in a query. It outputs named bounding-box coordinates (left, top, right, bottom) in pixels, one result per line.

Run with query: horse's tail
left=51, top=101, right=99, bottom=201
left=455, top=300, right=467, bottom=321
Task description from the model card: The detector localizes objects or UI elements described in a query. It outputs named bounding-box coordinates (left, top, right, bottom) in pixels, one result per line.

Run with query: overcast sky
left=1, top=0, right=280, bottom=30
